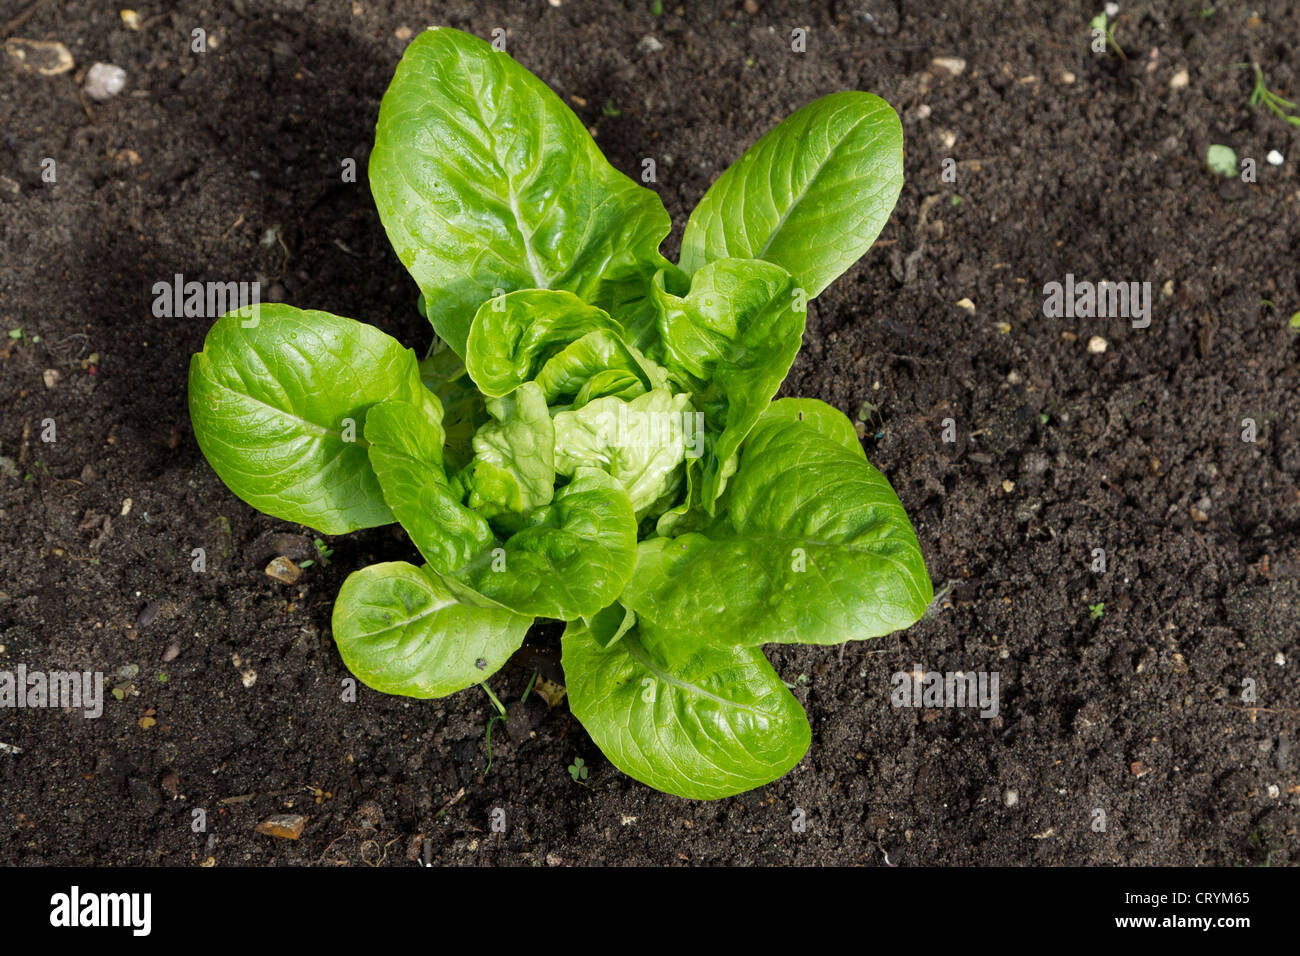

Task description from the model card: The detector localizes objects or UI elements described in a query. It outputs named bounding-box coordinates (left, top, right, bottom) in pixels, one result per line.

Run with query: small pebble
left=637, top=35, right=664, bottom=54
left=1267, top=784, right=1280, bottom=799
left=135, top=600, right=161, bottom=630
left=955, top=297, right=975, bottom=313
left=1266, top=150, right=1284, bottom=166
left=394, top=26, right=412, bottom=41
left=265, top=555, right=301, bottom=584
left=1087, top=335, right=1108, bottom=354
left=255, top=814, right=307, bottom=840
left=1105, top=1, right=1119, bottom=16
left=42, top=369, right=59, bottom=388
left=161, top=643, right=180, bottom=663
left=939, top=130, right=957, bottom=149
left=1003, top=789, right=1018, bottom=807
left=120, top=497, right=132, bottom=516
left=930, top=56, right=967, bottom=77
left=1170, top=68, right=1189, bottom=89
left=1275, top=652, right=1287, bottom=667
left=5, top=38, right=74, bottom=75
left=1061, top=70, right=1076, bottom=84
left=120, top=10, right=142, bottom=30
left=84, top=62, right=127, bottom=100
left=913, top=103, right=931, bottom=120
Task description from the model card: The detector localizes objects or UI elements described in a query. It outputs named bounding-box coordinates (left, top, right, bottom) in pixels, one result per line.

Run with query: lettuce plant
left=188, top=27, right=931, bottom=799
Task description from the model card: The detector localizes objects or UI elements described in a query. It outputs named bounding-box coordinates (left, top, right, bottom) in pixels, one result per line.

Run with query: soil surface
left=2, top=0, right=1298, bottom=866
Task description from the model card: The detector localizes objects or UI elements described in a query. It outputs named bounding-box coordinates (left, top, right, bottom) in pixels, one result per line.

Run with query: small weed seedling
left=1089, top=602, right=1106, bottom=621
left=1089, top=11, right=1125, bottom=60
left=189, top=27, right=930, bottom=800
left=568, top=757, right=589, bottom=783
left=1206, top=144, right=1237, bottom=177
left=1246, top=64, right=1300, bottom=127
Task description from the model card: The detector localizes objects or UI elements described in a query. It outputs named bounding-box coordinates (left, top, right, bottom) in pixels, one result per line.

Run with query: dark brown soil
left=2, top=0, right=1297, bottom=866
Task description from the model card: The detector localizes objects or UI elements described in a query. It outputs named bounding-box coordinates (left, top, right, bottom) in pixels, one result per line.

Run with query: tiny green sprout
left=1038, top=412, right=1050, bottom=425
left=1200, top=6, right=1215, bottom=16
left=601, top=99, right=622, bottom=118
left=1206, top=144, right=1237, bottom=177
left=1089, top=12, right=1125, bottom=59
left=651, top=0, right=663, bottom=15
left=568, top=757, right=589, bottom=781
left=1246, top=64, right=1300, bottom=127
left=298, top=560, right=315, bottom=569
left=1288, top=312, right=1300, bottom=331
left=7, top=328, right=24, bottom=343
left=158, top=673, right=168, bottom=683
left=482, top=681, right=508, bottom=776
left=950, top=194, right=962, bottom=207
left=1088, top=602, right=1105, bottom=620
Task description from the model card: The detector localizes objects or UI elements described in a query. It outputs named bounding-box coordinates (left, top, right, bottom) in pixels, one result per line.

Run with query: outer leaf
left=652, top=259, right=806, bottom=509
left=332, top=561, right=532, bottom=698
left=760, top=397, right=867, bottom=461
left=365, top=400, right=493, bottom=574
left=466, top=290, right=623, bottom=397
left=562, top=617, right=811, bottom=799
left=623, top=402, right=932, bottom=645
left=553, top=388, right=694, bottom=514
left=467, top=381, right=555, bottom=517
left=455, top=469, right=637, bottom=620
left=370, top=27, right=671, bottom=356
left=680, top=91, right=903, bottom=299
left=188, top=304, right=427, bottom=534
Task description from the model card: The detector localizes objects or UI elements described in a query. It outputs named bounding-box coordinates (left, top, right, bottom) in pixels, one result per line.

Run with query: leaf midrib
left=621, top=635, right=773, bottom=718
left=755, top=105, right=877, bottom=260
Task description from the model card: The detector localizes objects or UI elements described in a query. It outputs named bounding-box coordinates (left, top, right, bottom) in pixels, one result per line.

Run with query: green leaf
left=332, top=561, right=532, bottom=698
left=466, top=290, right=624, bottom=397
left=759, top=397, right=867, bottom=461
left=562, top=616, right=811, bottom=799
left=680, top=91, right=903, bottom=299
left=623, top=398, right=932, bottom=645
left=652, top=258, right=806, bottom=508
left=583, top=602, right=637, bottom=649
left=364, top=400, right=494, bottom=574
left=553, top=388, right=695, bottom=514
left=467, top=381, right=555, bottom=517
left=370, top=27, right=671, bottom=356
left=420, top=346, right=487, bottom=473
left=455, top=469, right=637, bottom=620
left=534, top=329, right=659, bottom=406
left=188, top=304, right=427, bottom=534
